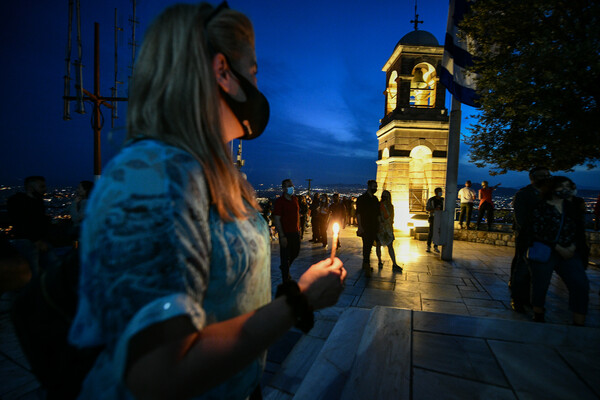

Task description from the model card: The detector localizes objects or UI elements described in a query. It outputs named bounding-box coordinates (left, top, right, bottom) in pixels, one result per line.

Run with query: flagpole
left=441, top=95, right=461, bottom=261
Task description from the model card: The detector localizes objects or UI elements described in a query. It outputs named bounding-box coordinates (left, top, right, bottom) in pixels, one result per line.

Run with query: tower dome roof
left=396, top=30, right=439, bottom=47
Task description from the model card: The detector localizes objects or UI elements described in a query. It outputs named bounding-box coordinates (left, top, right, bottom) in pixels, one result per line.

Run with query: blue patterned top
left=69, top=139, right=271, bottom=399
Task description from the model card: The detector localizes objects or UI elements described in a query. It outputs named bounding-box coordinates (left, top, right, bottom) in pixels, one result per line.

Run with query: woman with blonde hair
left=68, top=3, right=346, bottom=399
left=377, top=190, right=402, bottom=272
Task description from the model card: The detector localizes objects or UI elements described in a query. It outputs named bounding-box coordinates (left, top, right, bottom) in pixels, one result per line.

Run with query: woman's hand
left=555, top=243, right=575, bottom=259
left=298, top=258, right=346, bottom=310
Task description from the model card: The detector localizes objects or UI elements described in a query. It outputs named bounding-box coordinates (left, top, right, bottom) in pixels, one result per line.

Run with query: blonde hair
left=127, top=3, right=259, bottom=221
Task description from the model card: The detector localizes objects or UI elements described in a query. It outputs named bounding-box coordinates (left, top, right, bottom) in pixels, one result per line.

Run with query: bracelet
left=275, top=280, right=314, bottom=333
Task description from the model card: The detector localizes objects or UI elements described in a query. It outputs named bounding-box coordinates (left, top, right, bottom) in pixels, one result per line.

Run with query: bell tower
left=376, top=24, right=449, bottom=230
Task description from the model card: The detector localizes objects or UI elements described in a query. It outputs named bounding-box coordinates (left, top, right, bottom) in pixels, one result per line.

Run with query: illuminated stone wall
left=376, top=34, right=450, bottom=232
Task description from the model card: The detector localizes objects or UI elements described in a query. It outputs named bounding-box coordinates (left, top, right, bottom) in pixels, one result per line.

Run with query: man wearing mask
left=7, top=176, right=50, bottom=243
left=510, top=167, right=550, bottom=312
left=273, top=179, right=301, bottom=282
left=356, top=180, right=380, bottom=276
left=426, top=187, right=444, bottom=253
left=458, top=180, right=477, bottom=229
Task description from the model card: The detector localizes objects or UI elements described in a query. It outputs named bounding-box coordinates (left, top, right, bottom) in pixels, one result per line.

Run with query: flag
left=440, top=0, right=479, bottom=107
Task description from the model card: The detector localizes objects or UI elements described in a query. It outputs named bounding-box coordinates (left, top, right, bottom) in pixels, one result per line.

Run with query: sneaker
left=433, top=246, right=440, bottom=253
left=426, top=247, right=431, bottom=253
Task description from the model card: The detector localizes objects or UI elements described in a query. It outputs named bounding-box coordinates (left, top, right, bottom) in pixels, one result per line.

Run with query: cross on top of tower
left=410, top=0, right=423, bottom=31
left=410, top=14, right=423, bottom=31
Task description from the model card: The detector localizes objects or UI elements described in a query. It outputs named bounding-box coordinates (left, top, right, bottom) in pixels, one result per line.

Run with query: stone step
left=415, top=232, right=428, bottom=241
left=263, top=307, right=346, bottom=398
left=339, top=306, right=411, bottom=399
left=293, top=308, right=371, bottom=400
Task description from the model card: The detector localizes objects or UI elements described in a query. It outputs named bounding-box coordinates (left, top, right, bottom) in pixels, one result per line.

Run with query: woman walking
left=376, top=190, right=402, bottom=272
left=529, top=176, right=589, bottom=325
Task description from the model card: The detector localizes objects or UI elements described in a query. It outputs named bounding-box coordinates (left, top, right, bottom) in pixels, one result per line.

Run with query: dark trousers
left=279, top=232, right=300, bottom=281
left=510, top=233, right=531, bottom=304
left=459, top=203, right=473, bottom=226
left=529, top=251, right=589, bottom=314
left=311, top=214, right=320, bottom=241
left=361, top=230, right=377, bottom=266
left=319, top=217, right=329, bottom=245
left=427, top=216, right=436, bottom=247
left=477, top=202, right=494, bottom=228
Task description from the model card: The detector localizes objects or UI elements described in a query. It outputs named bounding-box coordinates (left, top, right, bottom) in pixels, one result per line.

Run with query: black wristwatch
left=275, top=280, right=314, bottom=333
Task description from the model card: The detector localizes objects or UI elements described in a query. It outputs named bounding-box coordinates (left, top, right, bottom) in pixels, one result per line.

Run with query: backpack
left=11, top=247, right=103, bottom=399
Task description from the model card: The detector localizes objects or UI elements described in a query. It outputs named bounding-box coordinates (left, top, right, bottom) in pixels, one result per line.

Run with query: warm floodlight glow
left=331, top=223, right=340, bottom=260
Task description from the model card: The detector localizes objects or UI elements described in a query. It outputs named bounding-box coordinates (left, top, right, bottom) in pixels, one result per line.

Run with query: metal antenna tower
left=111, top=8, right=124, bottom=128
left=128, top=0, right=139, bottom=85
left=62, top=0, right=135, bottom=179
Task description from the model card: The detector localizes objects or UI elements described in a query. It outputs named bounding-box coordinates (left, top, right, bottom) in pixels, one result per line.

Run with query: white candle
left=331, top=222, right=340, bottom=260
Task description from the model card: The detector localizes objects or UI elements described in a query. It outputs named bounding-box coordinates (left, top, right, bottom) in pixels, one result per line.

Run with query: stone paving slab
left=413, top=331, right=509, bottom=387
left=488, top=340, right=598, bottom=400
left=412, top=368, right=517, bottom=400
left=293, top=308, right=371, bottom=400
left=340, top=306, right=411, bottom=400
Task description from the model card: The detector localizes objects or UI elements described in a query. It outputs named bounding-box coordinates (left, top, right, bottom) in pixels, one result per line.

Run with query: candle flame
left=333, top=223, right=340, bottom=235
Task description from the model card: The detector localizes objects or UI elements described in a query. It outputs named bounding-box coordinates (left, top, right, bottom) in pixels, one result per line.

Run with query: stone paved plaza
left=1, top=225, right=599, bottom=399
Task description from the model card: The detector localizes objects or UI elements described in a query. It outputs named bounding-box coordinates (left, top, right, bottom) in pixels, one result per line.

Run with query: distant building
left=376, top=28, right=450, bottom=230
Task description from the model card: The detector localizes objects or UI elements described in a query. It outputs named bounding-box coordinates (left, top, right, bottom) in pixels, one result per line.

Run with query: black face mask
left=219, top=66, right=270, bottom=140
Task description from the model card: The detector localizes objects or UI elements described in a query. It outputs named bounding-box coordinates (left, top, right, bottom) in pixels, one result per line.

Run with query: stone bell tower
left=376, top=26, right=449, bottom=230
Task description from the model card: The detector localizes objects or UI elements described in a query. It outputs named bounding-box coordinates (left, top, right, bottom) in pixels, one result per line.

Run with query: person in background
left=7, top=176, right=50, bottom=244
left=298, top=195, right=308, bottom=240
left=273, top=179, right=301, bottom=282
left=477, top=180, right=501, bottom=231
left=318, top=193, right=331, bottom=249
left=69, top=180, right=94, bottom=240
left=0, top=237, right=31, bottom=293
left=566, top=181, right=590, bottom=268
left=7, top=176, right=52, bottom=277
left=457, top=180, right=476, bottom=229
left=376, top=190, right=402, bottom=272
left=329, top=193, right=346, bottom=249
left=529, top=176, right=589, bottom=326
left=309, top=193, right=321, bottom=243
left=349, top=196, right=357, bottom=226
left=510, top=166, right=550, bottom=313
left=67, top=4, right=346, bottom=398
left=356, top=180, right=380, bottom=276
left=425, top=187, right=444, bottom=253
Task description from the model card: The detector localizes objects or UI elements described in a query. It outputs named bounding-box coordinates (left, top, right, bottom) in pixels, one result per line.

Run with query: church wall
left=378, top=37, right=450, bottom=230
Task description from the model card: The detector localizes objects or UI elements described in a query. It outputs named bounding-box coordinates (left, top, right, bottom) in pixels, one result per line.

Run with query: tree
left=460, top=0, right=600, bottom=174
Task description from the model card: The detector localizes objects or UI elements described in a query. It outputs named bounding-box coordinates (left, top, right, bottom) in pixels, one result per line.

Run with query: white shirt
left=458, top=187, right=477, bottom=203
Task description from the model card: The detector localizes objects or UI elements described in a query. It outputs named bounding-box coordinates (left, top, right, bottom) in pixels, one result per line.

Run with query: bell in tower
left=376, top=20, right=450, bottom=232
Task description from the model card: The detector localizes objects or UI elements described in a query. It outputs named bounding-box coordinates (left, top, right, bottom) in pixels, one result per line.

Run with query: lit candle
left=331, top=222, right=340, bottom=260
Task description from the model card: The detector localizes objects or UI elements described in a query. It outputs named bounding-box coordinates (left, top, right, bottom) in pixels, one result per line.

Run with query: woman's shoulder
left=92, top=139, right=208, bottom=208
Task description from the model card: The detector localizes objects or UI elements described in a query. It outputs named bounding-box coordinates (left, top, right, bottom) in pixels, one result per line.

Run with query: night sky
left=1, top=0, right=599, bottom=189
